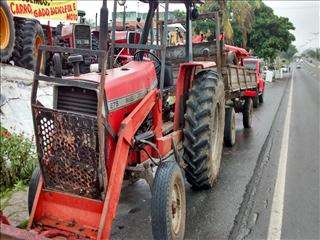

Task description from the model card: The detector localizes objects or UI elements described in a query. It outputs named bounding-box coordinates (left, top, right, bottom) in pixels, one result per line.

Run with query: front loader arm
left=98, top=89, right=161, bottom=239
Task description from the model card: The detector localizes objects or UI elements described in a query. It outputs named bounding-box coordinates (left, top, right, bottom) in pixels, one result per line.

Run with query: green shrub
left=0, top=127, right=37, bottom=192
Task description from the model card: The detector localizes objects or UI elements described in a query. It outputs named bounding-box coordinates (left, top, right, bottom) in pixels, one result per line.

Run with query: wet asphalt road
left=244, top=61, right=320, bottom=240
left=110, top=74, right=289, bottom=239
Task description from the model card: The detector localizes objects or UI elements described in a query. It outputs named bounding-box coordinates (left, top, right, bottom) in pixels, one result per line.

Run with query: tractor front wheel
left=243, top=97, right=253, bottom=128
left=183, top=70, right=225, bottom=189
left=151, top=160, right=186, bottom=240
left=28, top=167, right=41, bottom=214
left=0, top=1, right=15, bottom=62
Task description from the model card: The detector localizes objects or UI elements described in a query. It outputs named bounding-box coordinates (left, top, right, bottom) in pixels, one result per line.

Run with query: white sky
left=76, top=0, right=319, bottom=52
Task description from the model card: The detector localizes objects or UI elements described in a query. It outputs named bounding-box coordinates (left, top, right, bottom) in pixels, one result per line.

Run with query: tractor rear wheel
left=151, top=160, right=186, bottom=240
left=28, top=167, right=41, bottom=214
left=224, top=107, right=236, bottom=147
left=13, top=20, right=45, bottom=70
left=0, top=1, right=15, bottom=62
left=183, top=70, right=225, bottom=189
left=243, top=97, right=253, bottom=128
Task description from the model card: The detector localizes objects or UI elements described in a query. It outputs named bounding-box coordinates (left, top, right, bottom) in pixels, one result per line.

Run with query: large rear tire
left=151, top=160, right=186, bottom=240
left=183, top=70, right=225, bottom=189
left=224, top=107, right=236, bottom=147
left=0, top=1, right=15, bottom=62
left=13, top=20, right=45, bottom=70
left=28, top=167, right=40, bottom=214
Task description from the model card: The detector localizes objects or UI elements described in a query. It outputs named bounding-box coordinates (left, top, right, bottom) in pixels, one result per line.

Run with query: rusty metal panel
left=32, top=106, right=101, bottom=199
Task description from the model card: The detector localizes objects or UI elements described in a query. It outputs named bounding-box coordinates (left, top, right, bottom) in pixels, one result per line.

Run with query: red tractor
left=1, top=0, right=260, bottom=239
left=46, top=11, right=96, bottom=76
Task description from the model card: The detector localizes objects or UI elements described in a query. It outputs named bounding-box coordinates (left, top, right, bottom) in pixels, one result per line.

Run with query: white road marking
left=267, top=70, right=294, bottom=240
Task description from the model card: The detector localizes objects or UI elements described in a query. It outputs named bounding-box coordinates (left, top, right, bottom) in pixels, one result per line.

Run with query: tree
left=280, top=44, right=298, bottom=60
left=194, top=1, right=262, bottom=45
left=247, top=3, right=295, bottom=62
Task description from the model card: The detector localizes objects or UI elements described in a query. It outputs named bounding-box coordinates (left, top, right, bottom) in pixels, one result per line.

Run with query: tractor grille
left=56, top=86, right=98, bottom=116
left=74, top=24, right=91, bottom=49
left=33, top=106, right=101, bottom=199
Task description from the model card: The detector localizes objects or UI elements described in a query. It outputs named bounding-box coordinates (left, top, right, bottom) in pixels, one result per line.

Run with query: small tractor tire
left=243, top=97, right=253, bottom=128
left=0, top=1, right=15, bottom=62
left=28, top=167, right=41, bottom=214
left=224, top=107, right=236, bottom=147
left=253, top=95, right=259, bottom=108
left=259, top=92, right=264, bottom=104
left=183, top=70, right=225, bottom=189
left=52, top=53, right=62, bottom=77
left=14, top=20, right=45, bottom=70
left=151, top=160, right=186, bottom=240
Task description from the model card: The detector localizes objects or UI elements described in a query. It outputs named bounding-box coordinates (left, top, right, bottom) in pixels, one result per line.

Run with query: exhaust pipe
left=99, top=0, right=108, bottom=70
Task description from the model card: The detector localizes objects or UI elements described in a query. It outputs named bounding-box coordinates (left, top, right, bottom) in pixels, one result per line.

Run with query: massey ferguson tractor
left=1, top=0, right=260, bottom=239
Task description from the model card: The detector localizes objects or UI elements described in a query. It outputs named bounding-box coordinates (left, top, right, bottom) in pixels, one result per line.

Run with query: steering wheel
left=133, top=50, right=161, bottom=76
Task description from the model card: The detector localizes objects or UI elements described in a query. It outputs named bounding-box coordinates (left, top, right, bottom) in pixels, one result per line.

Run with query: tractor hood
left=66, top=61, right=157, bottom=111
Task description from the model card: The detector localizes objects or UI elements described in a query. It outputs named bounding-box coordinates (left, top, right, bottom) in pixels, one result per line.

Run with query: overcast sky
left=77, top=1, right=319, bottom=52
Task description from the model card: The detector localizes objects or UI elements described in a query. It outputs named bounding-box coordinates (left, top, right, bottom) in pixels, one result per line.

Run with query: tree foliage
left=247, top=3, right=295, bottom=61
left=192, top=1, right=295, bottom=62
left=280, top=44, right=298, bottom=60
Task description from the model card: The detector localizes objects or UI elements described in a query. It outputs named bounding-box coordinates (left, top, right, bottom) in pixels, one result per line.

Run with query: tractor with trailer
left=1, top=0, right=260, bottom=239
left=0, top=0, right=94, bottom=74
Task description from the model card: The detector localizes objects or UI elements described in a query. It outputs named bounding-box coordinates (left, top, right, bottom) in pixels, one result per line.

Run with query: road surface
left=239, top=60, right=320, bottom=240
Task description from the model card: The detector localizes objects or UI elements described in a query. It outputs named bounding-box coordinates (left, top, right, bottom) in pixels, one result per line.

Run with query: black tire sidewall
left=253, top=95, right=259, bottom=108
left=224, top=107, right=236, bottom=147
left=151, top=161, right=186, bottom=240
left=243, top=98, right=253, bottom=128
left=28, top=167, right=41, bottom=214
left=208, top=78, right=225, bottom=180
left=259, top=92, right=264, bottom=103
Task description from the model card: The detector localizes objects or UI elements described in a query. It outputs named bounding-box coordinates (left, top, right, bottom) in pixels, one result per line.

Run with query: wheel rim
left=171, top=181, right=182, bottom=235
left=34, top=35, right=43, bottom=59
left=0, top=7, right=10, bottom=50
left=231, top=111, right=236, bottom=143
left=34, top=34, right=45, bottom=71
left=210, top=104, right=221, bottom=177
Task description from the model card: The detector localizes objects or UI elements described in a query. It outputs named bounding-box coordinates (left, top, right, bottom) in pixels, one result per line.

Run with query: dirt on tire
left=183, top=70, right=225, bottom=189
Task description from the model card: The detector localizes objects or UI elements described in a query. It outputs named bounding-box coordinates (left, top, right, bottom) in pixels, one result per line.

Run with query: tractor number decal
left=108, top=80, right=158, bottom=112
left=8, top=0, right=78, bottom=22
